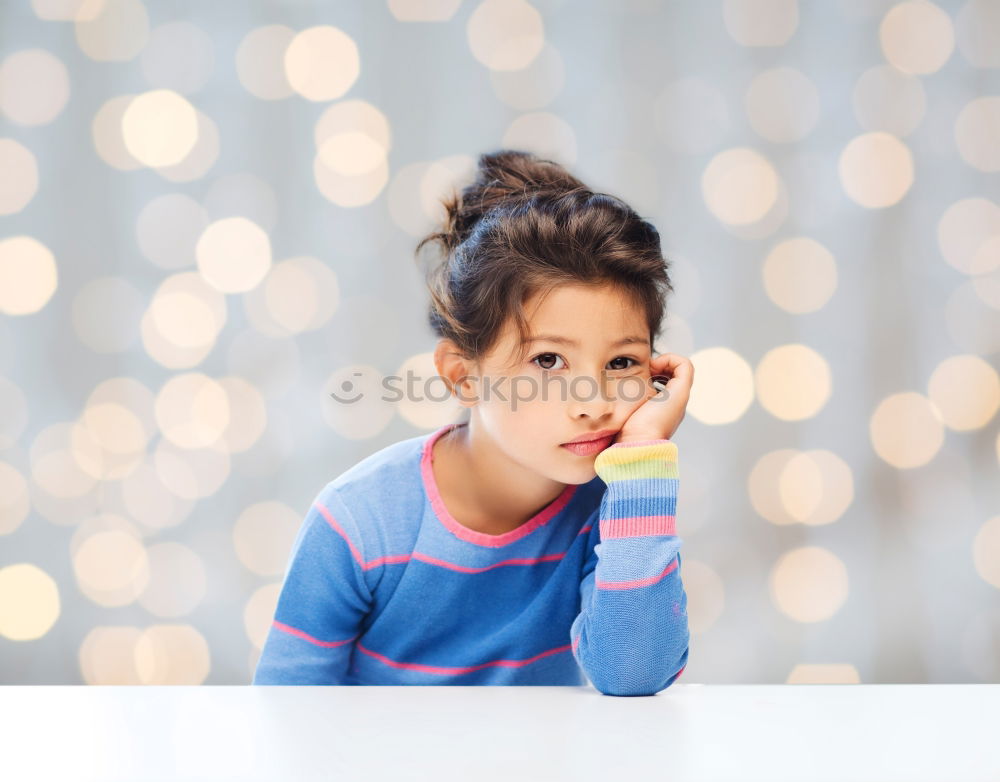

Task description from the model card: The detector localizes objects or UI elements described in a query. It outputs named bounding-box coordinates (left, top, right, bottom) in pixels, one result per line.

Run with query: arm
left=570, top=439, right=689, bottom=696
left=252, top=486, right=373, bottom=685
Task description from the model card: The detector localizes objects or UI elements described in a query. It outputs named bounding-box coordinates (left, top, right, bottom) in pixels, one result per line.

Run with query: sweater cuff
left=594, top=440, right=679, bottom=539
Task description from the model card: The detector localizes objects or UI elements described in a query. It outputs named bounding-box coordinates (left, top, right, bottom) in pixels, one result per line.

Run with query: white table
left=2, top=684, right=998, bottom=781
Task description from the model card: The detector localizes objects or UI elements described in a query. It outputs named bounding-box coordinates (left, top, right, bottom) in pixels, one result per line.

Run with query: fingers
left=649, top=353, right=694, bottom=388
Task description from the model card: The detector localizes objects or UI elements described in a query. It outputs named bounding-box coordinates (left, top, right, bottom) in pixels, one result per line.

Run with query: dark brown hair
left=415, top=149, right=674, bottom=367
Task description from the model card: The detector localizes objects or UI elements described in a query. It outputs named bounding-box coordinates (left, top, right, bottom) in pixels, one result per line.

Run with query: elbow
left=589, top=647, right=689, bottom=697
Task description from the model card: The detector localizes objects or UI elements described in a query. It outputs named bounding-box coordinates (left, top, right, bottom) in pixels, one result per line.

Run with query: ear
left=434, top=339, right=479, bottom=408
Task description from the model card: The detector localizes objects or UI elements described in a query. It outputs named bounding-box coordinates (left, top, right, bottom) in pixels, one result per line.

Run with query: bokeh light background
left=1, top=0, right=999, bottom=685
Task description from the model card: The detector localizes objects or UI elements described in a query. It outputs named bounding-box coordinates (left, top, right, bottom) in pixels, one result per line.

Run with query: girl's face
left=469, top=283, right=654, bottom=485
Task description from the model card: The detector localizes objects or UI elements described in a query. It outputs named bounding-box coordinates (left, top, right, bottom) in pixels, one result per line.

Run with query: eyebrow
left=525, top=334, right=649, bottom=348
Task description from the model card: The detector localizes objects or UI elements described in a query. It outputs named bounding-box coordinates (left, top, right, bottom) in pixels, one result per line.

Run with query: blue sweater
left=252, top=422, right=689, bottom=695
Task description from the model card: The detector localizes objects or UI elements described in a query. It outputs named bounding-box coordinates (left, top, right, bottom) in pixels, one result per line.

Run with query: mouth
left=560, top=430, right=618, bottom=456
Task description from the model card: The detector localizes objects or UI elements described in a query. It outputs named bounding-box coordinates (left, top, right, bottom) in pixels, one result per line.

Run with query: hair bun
left=426, top=149, right=589, bottom=255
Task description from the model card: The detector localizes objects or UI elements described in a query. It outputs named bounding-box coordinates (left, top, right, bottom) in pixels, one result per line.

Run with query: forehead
left=525, top=284, right=647, bottom=338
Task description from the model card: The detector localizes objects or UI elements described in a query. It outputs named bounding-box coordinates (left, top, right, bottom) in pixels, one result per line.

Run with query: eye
left=531, top=352, right=565, bottom=371
left=607, top=356, right=639, bottom=371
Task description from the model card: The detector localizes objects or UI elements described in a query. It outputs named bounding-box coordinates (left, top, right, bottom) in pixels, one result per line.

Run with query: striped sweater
left=252, top=421, right=689, bottom=695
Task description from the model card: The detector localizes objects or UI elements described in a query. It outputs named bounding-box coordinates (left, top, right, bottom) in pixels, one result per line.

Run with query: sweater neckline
left=420, top=422, right=578, bottom=548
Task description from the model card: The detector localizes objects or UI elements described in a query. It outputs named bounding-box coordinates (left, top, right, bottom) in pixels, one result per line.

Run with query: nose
left=565, top=371, right=615, bottom=421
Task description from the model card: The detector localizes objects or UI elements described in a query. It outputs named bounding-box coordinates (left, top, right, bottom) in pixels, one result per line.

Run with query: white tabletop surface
left=2, top=684, right=998, bottom=781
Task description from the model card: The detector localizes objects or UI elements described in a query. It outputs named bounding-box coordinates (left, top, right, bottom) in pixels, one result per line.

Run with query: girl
left=253, top=149, right=694, bottom=696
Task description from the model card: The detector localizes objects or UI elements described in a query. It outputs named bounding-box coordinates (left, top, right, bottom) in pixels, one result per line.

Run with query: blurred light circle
left=769, top=545, right=848, bottom=622
left=284, top=25, right=360, bottom=102
left=236, top=25, right=295, bottom=100
left=0, top=563, right=60, bottom=640
left=73, top=528, right=150, bottom=607
left=838, top=131, right=914, bottom=208
left=120, top=459, right=194, bottom=531
left=213, top=376, right=268, bottom=454
left=121, top=89, right=199, bottom=168
left=955, top=0, right=1000, bottom=68
left=687, top=347, right=755, bottom=425
left=153, top=438, right=230, bottom=500
left=138, top=542, right=206, bottom=617
left=31, top=0, right=105, bottom=21
left=852, top=64, right=926, bottom=137
left=0, top=235, right=58, bottom=316
left=74, top=0, right=149, bottom=62
left=388, top=0, right=462, bottom=21
left=723, top=0, right=799, bottom=47
left=318, top=131, right=386, bottom=176
left=388, top=157, right=476, bottom=237
left=926, top=354, right=1000, bottom=431
left=314, top=98, right=391, bottom=154
left=195, top=216, right=272, bottom=294
left=501, top=112, right=577, bottom=166
left=136, top=193, right=208, bottom=270
left=879, top=1, right=954, bottom=75
left=870, top=391, right=945, bottom=468
left=681, top=559, right=725, bottom=634
left=972, top=515, right=1000, bottom=589
left=30, top=422, right=99, bottom=499
left=754, top=344, right=832, bottom=421
left=489, top=41, right=564, bottom=110
left=701, top=147, right=780, bottom=226
left=134, top=624, right=210, bottom=684
left=937, top=198, right=1000, bottom=275
left=0, top=138, right=39, bottom=215
left=79, top=625, right=143, bottom=684
left=788, top=664, right=860, bottom=684
left=466, top=0, right=545, bottom=71
left=745, top=66, right=820, bottom=142
left=246, top=255, right=340, bottom=335
left=779, top=450, right=854, bottom=525
left=944, top=280, right=1000, bottom=355
left=0, top=461, right=30, bottom=536
left=762, top=237, right=838, bottom=313
left=748, top=448, right=801, bottom=526
left=0, top=48, right=70, bottom=126
left=92, top=94, right=142, bottom=170
left=954, top=97, right=1000, bottom=173
left=142, top=272, right=227, bottom=369
left=232, top=501, right=301, bottom=576
left=245, top=583, right=281, bottom=649
left=313, top=154, right=390, bottom=207
left=154, top=372, right=230, bottom=450
left=154, top=109, right=219, bottom=183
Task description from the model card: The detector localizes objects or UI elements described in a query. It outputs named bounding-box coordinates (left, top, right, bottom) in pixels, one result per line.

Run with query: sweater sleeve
left=252, top=486, right=373, bottom=685
left=570, top=439, right=690, bottom=696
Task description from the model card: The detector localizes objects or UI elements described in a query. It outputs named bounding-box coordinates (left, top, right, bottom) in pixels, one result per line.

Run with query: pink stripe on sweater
left=413, top=551, right=565, bottom=572
left=599, top=514, right=676, bottom=538
left=356, top=640, right=573, bottom=674
left=609, top=439, right=672, bottom=447
left=273, top=620, right=358, bottom=648
left=595, top=555, right=679, bottom=590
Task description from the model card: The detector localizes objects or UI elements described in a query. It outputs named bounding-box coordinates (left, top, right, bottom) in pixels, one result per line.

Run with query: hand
left=615, top=352, right=694, bottom=444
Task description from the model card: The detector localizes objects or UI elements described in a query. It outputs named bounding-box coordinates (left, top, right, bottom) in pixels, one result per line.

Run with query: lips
left=562, top=429, right=618, bottom=445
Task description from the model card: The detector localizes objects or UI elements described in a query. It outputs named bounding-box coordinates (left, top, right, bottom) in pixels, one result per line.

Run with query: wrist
left=616, top=435, right=670, bottom=445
